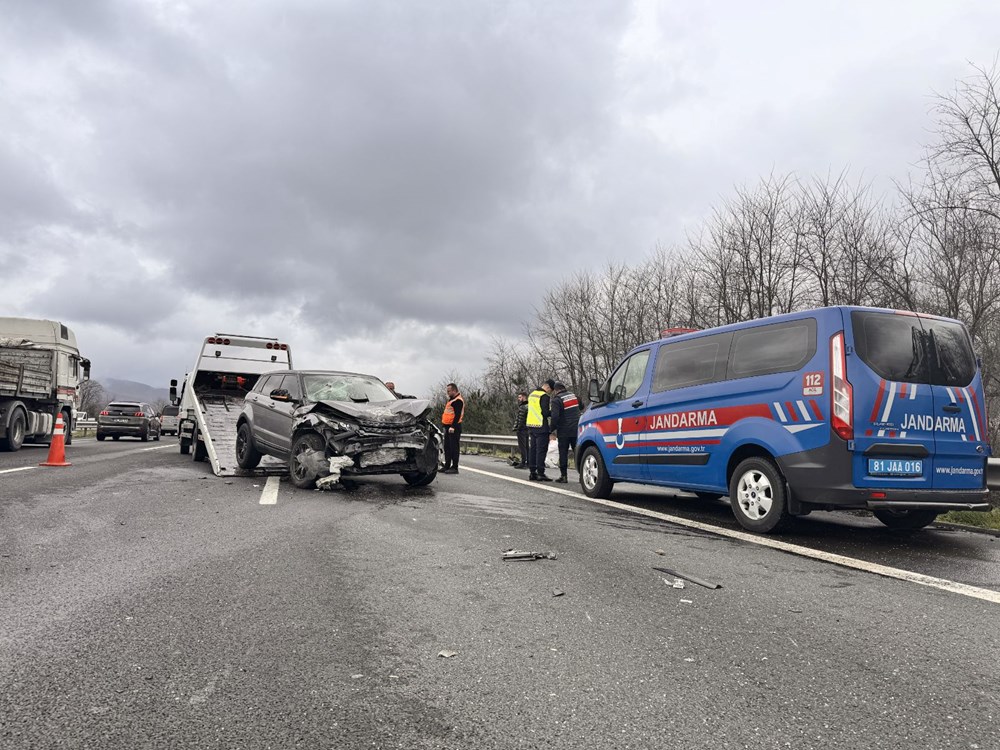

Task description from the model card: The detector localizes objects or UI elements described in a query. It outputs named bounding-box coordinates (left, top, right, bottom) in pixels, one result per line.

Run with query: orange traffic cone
left=40, top=413, right=71, bottom=467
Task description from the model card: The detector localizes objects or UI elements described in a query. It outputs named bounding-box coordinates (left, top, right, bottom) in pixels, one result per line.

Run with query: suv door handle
left=942, top=404, right=961, bottom=413
left=632, top=400, right=644, bottom=408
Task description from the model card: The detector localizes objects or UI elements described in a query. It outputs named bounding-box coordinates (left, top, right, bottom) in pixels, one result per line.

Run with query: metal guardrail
left=461, top=433, right=519, bottom=449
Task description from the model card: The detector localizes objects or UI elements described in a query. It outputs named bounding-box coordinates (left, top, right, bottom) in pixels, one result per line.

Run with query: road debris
left=671, top=579, right=685, bottom=589
left=680, top=599, right=693, bottom=604
left=502, top=549, right=556, bottom=562
left=315, top=456, right=355, bottom=490
left=655, top=549, right=666, bottom=556
left=552, top=589, right=565, bottom=597
left=652, top=565, right=721, bottom=590
left=438, top=650, right=458, bottom=658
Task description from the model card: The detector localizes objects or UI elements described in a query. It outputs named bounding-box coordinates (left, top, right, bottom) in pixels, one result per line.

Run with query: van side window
left=653, top=333, right=732, bottom=392
left=605, top=350, right=651, bottom=402
left=729, top=319, right=817, bottom=379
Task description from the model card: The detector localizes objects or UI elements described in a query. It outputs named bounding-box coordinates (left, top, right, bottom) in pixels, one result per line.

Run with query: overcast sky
left=2, top=0, right=999, bottom=397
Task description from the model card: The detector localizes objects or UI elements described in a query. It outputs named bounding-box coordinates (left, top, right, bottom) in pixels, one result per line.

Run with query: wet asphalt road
left=1, top=439, right=998, bottom=749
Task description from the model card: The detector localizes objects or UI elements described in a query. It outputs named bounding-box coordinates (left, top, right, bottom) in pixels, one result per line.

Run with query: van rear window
left=162, top=406, right=179, bottom=416
left=851, top=311, right=976, bottom=387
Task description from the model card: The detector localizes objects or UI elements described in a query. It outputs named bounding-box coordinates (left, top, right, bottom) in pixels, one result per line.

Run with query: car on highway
left=159, top=405, right=180, bottom=435
left=97, top=402, right=162, bottom=442
left=234, top=370, right=441, bottom=489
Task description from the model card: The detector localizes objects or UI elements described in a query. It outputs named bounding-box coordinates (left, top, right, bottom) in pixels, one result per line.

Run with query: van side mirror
left=588, top=378, right=602, bottom=404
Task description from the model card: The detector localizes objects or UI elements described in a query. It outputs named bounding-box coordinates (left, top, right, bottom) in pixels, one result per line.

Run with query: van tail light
left=830, top=331, right=853, bottom=441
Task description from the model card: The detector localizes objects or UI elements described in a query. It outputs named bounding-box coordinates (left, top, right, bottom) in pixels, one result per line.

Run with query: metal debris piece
left=552, top=589, right=565, bottom=597
left=502, top=549, right=557, bottom=561
left=652, top=566, right=721, bottom=590
left=438, top=650, right=458, bottom=658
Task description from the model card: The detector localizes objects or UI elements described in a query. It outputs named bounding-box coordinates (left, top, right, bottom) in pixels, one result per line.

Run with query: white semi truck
left=0, top=317, right=91, bottom=452
left=172, top=334, right=292, bottom=476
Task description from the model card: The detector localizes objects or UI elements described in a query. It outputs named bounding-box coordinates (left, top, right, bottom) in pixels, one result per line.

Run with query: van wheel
left=579, top=446, right=614, bottom=499
left=289, top=432, right=326, bottom=489
left=729, top=457, right=792, bottom=533
left=873, top=508, right=938, bottom=531
left=236, top=422, right=262, bottom=470
left=96, top=433, right=106, bottom=442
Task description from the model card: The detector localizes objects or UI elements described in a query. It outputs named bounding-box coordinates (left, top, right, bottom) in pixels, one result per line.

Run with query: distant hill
left=101, top=378, right=170, bottom=405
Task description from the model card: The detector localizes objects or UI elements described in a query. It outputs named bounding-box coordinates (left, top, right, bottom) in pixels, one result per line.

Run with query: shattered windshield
left=303, top=374, right=395, bottom=403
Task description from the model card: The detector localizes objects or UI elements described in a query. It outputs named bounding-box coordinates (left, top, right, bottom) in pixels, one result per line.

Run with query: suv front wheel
left=289, top=432, right=326, bottom=489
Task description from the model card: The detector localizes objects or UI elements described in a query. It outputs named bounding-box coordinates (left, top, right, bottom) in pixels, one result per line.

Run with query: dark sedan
left=97, top=402, right=161, bottom=442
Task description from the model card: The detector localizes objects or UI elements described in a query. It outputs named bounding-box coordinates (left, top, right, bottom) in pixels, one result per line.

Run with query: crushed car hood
left=298, top=398, right=432, bottom=424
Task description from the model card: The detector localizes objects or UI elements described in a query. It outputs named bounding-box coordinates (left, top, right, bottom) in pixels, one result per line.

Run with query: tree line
left=462, top=62, right=1000, bottom=443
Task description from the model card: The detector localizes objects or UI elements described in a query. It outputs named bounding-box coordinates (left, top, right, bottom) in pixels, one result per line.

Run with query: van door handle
left=632, top=400, right=644, bottom=408
left=942, top=404, right=961, bottom=413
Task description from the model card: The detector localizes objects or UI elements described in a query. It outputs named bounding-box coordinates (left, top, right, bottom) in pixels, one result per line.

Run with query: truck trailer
left=172, top=334, right=292, bottom=476
left=0, top=317, right=91, bottom=452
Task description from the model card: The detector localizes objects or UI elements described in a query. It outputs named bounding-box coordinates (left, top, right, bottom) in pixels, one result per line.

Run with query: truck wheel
left=729, top=457, right=793, bottom=533
left=873, top=508, right=938, bottom=531
left=289, top=432, right=326, bottom=489
left=236, top=423, right=262, bottom=470
left=179, top=437, right=191, bottom=455
left=579, top=446, right=614, bottom=499
left=193, top=429, right=207, bottom=462
left=63, top=410, right=73, bottom=446
left=402, top=469, right=436, bottom=487
left=1, top=409, right=26, bottom=452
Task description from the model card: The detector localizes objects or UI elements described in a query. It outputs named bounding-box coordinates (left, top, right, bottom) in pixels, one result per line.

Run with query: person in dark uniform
left=512, top=391, right=529, bottom=468
left=440, top=382, right=464, bottom=474
left=526, top=379, right=554, bottom=481
left=549, top=381, right=581, bottom=483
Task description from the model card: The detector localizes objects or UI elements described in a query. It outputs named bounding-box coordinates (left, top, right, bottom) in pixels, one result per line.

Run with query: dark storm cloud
left=3, top=0, right=1000, bottom=391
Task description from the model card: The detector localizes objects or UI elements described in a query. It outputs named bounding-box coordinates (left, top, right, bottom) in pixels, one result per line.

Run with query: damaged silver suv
left=235, top=370, right=442, bottom=489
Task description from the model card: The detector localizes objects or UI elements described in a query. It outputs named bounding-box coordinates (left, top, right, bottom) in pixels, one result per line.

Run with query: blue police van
left=576, top=306, right=992, bottom=533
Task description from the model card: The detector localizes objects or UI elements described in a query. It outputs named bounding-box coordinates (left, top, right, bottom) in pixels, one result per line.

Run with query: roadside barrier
left=40, top=413, right=71, bottom=467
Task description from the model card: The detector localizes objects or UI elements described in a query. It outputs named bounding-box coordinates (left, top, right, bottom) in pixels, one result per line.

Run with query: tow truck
left=172, top=334, right=292, bottom=476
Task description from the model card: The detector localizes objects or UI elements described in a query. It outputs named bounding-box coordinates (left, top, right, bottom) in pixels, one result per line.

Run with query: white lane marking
left=259, top=476, right=280, bottom=505
left=138, top=445, right=176, bottom=452
left=461, top=466, right=1000, bottom=606
left=0, top=466, right=36, bottom=475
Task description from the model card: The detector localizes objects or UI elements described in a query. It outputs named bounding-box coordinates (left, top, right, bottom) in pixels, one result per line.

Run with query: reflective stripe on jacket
left=551, top=391, right=581, bottom=436
left=442, top=394, right=464, bottom=425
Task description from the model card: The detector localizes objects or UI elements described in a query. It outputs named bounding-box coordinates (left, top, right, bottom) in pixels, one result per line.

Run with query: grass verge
left=938, top=507, right=1000, bottom=530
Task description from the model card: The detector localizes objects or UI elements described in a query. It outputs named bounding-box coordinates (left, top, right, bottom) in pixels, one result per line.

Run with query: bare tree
left=929, top=60, right=1000, bottom=218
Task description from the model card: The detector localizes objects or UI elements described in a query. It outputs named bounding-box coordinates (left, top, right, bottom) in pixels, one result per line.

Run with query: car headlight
left=318, top=415, right=353, bottom=432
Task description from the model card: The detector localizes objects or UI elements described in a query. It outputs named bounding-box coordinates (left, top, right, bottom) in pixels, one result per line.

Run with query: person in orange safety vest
left=440, top=382, right=464, bottom=474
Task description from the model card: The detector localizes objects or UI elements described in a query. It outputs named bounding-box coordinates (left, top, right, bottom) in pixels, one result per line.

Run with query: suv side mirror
left=270, top=388, right=292, bottom=402
left=588, top=378, right=601, bottom=404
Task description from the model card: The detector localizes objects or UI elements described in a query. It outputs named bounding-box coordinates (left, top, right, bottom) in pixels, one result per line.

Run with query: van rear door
left=922, top=316, right=989, bottom=490
left=849, top=311, right=937, bottom=490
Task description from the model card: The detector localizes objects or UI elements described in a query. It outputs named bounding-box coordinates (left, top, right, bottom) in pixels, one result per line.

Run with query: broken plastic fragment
left=552, top=589, right=565, bottom=597
left=438, top=650, right=457, bottom=658
left=672, top=579, right=685, bottom=589
left=316, top=456, right=356, bottom=490
left=680, top=599, right=693, bottom=604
